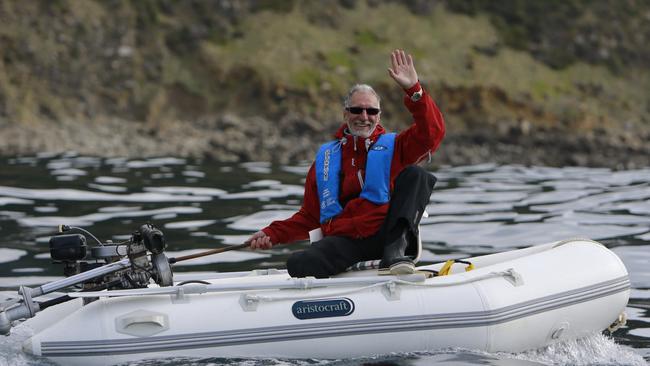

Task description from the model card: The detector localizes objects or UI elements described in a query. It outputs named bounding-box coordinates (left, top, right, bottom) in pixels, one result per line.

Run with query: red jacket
left=263, top=82, right=445, bottom=244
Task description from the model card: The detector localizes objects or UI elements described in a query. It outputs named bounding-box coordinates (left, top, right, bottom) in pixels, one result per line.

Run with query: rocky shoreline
left=1, top=115, right=647, bottom=170
left=1, top=1, right=647, bottom=171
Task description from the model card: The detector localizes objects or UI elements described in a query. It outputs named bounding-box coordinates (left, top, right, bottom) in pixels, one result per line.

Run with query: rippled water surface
left=0, top=154, right=648, bottom=365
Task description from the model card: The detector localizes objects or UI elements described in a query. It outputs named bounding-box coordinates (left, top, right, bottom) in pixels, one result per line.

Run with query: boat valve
left=607, top=312, right=627, bottom=333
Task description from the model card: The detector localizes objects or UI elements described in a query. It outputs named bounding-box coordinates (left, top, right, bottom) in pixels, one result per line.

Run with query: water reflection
left=0, top=155, right=648, bottom=365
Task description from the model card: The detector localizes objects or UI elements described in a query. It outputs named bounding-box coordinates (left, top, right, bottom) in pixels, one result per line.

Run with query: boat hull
left=22, top=239, right=629, bottom=366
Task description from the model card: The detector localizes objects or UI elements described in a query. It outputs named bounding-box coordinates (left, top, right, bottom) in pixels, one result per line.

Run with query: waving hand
left=387, top=49, right=418, bottom=89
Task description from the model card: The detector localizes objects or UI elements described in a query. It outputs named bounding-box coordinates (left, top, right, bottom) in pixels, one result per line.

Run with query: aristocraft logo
left=291, top=298, right=355, bottom=320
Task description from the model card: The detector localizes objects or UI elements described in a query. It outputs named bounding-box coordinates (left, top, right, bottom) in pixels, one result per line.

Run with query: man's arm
left=395, top=83, right=445, bottom=165
left=249, top=165, right=320, bottom=249
left=388, top=49, right=445, bottom=165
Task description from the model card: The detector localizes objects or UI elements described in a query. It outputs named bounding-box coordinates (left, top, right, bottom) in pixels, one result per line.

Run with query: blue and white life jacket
left=315, top=133, right=396, bottom=223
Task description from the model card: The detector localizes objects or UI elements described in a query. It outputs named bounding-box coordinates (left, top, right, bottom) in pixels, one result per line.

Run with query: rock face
left=0, top=1, right=648, bottom=168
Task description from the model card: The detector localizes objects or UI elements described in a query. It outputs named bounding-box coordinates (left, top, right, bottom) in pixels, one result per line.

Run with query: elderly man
left=247, top=49, right=445, bottom=278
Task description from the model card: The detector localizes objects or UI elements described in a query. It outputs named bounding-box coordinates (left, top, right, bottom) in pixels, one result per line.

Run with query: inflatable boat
left=0, top=224, right=630, bottom=366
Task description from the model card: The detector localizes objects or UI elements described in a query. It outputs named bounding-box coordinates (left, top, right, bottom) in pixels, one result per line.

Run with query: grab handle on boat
left=116, top=310, right=169, bottom=337
left=500, top=268, right=524, bottom=287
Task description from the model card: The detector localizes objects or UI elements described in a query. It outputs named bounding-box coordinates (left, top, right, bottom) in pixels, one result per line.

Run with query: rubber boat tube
left=20, top=239, right=629, bottom=366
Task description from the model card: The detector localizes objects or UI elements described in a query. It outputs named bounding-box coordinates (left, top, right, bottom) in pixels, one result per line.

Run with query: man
left=247, top=49, right=445, bottom=278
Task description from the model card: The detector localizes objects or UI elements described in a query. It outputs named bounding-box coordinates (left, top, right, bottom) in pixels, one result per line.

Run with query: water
left=0, top=154, right=648, bottom=366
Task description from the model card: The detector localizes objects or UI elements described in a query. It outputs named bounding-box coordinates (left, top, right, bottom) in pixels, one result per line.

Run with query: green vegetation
left=0, top=0, right=648, bottom=161
left=444, top=0, right=650, bottom=72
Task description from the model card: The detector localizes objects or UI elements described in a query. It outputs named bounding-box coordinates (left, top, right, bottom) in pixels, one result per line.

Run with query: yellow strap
left=438, top=260, right=475, bottom=276
left=438, top=260, right=454, bottom=276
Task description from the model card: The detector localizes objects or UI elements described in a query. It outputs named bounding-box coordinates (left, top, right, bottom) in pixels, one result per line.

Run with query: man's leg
left=287, top=236, right=380, bottom=278
left=379, top=165, right=436, bottom=274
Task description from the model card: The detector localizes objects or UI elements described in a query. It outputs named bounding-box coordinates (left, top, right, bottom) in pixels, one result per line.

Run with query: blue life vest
left=315, top=133, right=396, bottom=223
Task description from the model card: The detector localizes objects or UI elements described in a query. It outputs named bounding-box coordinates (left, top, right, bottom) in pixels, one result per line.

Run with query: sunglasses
left=346, top=107, right=381, bottom=115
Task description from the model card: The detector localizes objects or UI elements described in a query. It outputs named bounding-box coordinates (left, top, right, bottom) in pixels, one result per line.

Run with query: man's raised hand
left=388, top=49, right=418, bottom=89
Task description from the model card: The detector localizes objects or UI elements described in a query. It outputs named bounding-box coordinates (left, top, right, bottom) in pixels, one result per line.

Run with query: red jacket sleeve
left=262, top=164, right=320, bottom=244
left=394, top=81, right=446, bottom=167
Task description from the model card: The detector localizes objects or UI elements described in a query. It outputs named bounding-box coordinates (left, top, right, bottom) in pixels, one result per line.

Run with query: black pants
left=287, top=165, right=436, bottom=278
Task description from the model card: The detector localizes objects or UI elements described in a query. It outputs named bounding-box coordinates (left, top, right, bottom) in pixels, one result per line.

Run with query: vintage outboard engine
left=0, top=223, right=174, bottom=335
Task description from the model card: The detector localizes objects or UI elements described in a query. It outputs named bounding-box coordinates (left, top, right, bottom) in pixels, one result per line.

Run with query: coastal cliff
left=1, top=0, right=648, bottom=168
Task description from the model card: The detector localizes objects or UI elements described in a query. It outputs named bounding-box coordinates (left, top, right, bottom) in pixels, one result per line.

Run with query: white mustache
left=347, top=121, right=377, bottom=137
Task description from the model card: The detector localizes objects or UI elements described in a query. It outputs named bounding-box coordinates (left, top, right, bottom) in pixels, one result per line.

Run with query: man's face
left=344, top=91, right=381, bottom=138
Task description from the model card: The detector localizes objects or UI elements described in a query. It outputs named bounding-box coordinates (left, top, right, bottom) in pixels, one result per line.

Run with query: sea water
left=0, top=155, right=648, bottom=365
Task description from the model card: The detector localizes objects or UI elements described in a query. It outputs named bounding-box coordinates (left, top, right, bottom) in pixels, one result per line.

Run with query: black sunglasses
left=346, top=107, right=381, bottom=115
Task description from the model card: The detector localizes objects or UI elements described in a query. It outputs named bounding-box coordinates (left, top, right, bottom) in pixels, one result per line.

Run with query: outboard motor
left=0, top=223, right=174, bottom=335
left=47, top=223, right=174, bottom=288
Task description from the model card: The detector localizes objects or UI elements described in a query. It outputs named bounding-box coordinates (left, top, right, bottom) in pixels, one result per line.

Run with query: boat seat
left=308, top=212, right=426, bottom=272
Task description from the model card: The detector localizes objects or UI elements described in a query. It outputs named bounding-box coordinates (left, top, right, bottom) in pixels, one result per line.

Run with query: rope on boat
left=67, top=268, right=523, bottom=300
left=244, top=269, right=522, bottom=303
left=437, top=259, right=475, bottom=276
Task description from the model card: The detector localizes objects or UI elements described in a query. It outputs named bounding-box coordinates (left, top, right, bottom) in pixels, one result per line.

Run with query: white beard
left=346, top=122, right=377, bottom=138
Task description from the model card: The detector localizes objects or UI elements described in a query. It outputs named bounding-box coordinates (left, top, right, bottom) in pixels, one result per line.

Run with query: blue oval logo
left=371, top=145, right=388, bottom=151
left=292, top=298, right=355, bottom=320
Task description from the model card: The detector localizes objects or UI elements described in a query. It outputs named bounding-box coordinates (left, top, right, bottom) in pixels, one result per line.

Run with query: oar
left=168, top=242, right=252, bottom=264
